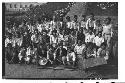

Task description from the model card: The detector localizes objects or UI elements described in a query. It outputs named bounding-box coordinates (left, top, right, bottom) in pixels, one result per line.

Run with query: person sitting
left=85, top=29, right=95, bottom=44
left=93, top=32, right=104, bottom=50
left=67, top=48, right=76, bottom=67
left=74, top=40, right=86, bottom=69
left=86, top=42, right=97, bottom=58
left=31, top=29, right=39, bottom=48
left=25, top=46, right=32, bottom=64
left=54, top=43, right=67, bottom=65
left=97, top=42, right=109, bottom=60
left=18, top=47, right=26, bottom=64
left=47, top=45, right=55, bottom=64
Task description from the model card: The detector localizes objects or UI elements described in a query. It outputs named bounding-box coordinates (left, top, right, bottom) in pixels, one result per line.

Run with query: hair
left=101, top=42, right=107, bottom=47
left=82, top=15, right=86, bottom=18
left=106, top=17, right=112, bottom=22
left=74, top=15, right=78, bottom=19
left=90, top=13, right=94, bottom=17
left=52, top=29, right=57, bottom=34
left=66, top=16, right=70, bottom=21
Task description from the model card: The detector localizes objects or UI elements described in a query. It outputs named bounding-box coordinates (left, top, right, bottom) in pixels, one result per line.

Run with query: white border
left=1, top=0, right=124, bottom=83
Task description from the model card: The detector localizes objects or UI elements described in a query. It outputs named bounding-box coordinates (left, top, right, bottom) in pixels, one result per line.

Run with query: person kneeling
left=97, top=42, right=109, bottom=60
left=67, top=48, right=76, bottom=67
left=54, top=43, right=67, bottom=65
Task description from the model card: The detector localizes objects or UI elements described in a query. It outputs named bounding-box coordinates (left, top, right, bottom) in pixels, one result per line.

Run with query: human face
left=104, top=18, right=111, bottom=25
left=78, top=40, right=82, bottom=46
left=82, top=17, right=86, bottom=21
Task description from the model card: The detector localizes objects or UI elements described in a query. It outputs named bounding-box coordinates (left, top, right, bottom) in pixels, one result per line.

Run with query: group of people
left=5, top=13, right=115, bottom=68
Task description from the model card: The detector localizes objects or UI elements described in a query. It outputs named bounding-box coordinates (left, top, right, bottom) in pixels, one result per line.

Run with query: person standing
left=80, top=15, right=87, bottom=31
left=102, top=17, right=113, bottom=48
left=86, top=13, right=96, bottom=32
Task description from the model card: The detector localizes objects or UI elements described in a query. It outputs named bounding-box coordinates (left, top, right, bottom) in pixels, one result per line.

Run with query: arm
left=86, top=20, right=89, bottom=30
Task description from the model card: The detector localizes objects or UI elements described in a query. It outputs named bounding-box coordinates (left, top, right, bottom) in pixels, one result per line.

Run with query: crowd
left=5, top=13, right=116, bottom=68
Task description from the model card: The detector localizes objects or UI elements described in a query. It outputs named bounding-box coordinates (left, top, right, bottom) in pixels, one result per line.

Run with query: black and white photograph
left=2, top=2, right=118, bottom=79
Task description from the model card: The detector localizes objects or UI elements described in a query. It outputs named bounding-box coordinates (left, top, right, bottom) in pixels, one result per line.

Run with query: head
left=53, top=15, right=56, bottom=21
left=66, top=16, right=71, bottom=22
left=82, top=15, right=86, bottom=21
left=59, top=43, right=63, bottom=48
left=98, top=32, right=102, bottom=37
left=89, top=29, right=93, bottom=35
left=96, top=20, right=101, bottom=26
left=74, top=15, right=78, bottom=22
left=52, top=30, right=57, bottom=36
left=89, top=13, right=94, bottom=20
left=101, top=42, right=107, bottom=49
left=79, top=28, right=83, bottom=33
left=104, top=17, right=111, bottom=25
left=78, top=40, right=82, bottom=46
left=34, top=29, right=38, bottom=35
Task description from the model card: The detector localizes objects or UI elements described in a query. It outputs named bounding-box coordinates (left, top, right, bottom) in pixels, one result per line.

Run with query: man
left=93, top=32, right=104, bottom=49
left=85, top=29, right=95, bottom=44
left=71, top=15, right=80, bottom=34
left=55, top=43, right=67, bottom=65
left=102, top=17, right=113, bottom=48
left=31, top=30, right=39, bottom=48
left=86, top=13, right=96, bottom=31
left=77, top=28, right=85, bottom=43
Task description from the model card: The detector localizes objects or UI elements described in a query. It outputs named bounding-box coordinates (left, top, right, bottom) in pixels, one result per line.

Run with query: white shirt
left=93, top=36, right=104, bottom=47
left=67, top=52, right=76, bottom=61
left=66, top=22, right=72, bottom=29
left=26, top=48, right=31, bottom=56
left=50, top=35, right=58, bottom=44
left=50, top=21, right=56, bottom=30
left=80, top=21, right=86, bottom=28
left=102, top=24, right=112, bottom=35
left=74, top=44, right=86, bottom=55
left=5, top=38, right=11, bottom=47
left=31, top=34, right=39, bottom=43
left=85, top=33, right=95, bottom=43
left=86, top=18, right=96, bottom=29
left=58, top=34, right=64, bottom=42
left=71, top=21, right=79, bottom=30
left=37, top=24, right=42, bottom=32
left=16, top=38, right=23, bottom=47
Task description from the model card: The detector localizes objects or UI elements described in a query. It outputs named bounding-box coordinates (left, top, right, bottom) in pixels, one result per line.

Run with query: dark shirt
left=56, top=47, right=67, bottom=57
left=77, top=32, right=85, bottom=42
